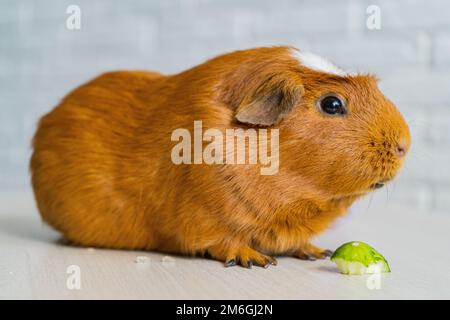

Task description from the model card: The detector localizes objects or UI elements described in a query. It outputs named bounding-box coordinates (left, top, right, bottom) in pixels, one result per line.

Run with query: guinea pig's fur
left=30, top=46, right=410, bottom=268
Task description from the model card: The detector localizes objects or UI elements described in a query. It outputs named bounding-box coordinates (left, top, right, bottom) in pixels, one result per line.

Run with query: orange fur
left=30, top=47, right=410, bottom=267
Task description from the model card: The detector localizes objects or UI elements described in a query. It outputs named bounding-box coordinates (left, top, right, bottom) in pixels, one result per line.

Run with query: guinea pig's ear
left=235, top=78, right=303, bottom=126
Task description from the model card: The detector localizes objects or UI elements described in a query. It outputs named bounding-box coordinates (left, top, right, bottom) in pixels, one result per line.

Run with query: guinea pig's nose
left=395, top=142, right=408, bottom=158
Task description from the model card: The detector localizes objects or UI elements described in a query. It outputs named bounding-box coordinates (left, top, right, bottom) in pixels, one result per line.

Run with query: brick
left=230, top=3, right=349, bottom=37
left=434, top=185, right=450, bottom=213
left=401, top=146, right=450, bottom=182
left=0, top=0, right=31, bottom=24
left=363, top=0, right=450, bottom=30
left=379, top=70, right=450, bottom=105
left=310, top=34, right=418, bottom=74
left=435, top=33, right=450, bottom=69
left=423, top=108, right=450, bottom=147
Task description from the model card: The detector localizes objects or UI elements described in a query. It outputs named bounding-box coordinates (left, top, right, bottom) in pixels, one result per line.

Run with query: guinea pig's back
left=30, top=71, right=167, bottom=249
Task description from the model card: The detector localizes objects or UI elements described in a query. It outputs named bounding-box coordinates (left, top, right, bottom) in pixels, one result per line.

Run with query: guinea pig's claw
left=225, top=259, right=237, bottom=267
left=323, top=249, right=334, bottom=257
left=262, top=259, right=277, bottom=268
left=218, top=247, right=277, bottom=269
left=295, top=244, right=333, bottom=261
left=297, top=253, right=316, bottom=261
left=224, top=256, right=277, bottom=269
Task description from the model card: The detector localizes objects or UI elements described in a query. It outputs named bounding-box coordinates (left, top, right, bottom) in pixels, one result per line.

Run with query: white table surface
left=1, top=190, right=449, bottom=300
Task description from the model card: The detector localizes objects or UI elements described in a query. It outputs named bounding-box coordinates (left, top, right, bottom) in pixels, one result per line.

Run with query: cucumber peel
left=330, top=241, right=391, bottom=275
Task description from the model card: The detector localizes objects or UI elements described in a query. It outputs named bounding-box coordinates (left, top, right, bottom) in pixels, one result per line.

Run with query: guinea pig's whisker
left=391, top=180, right=398, bottom=195
left=365, top=192, right=375, bottom=213
left=409, top=149, right=434, bottom=161
left=385, top=183, right=391, bottom=203
left=417, top=149, right=435, bottom=158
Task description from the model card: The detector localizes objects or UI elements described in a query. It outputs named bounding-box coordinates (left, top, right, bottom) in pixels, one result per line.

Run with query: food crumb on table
left=161, top=256, right=176, bottom=263
left=135, top=256, right=151, bottom=263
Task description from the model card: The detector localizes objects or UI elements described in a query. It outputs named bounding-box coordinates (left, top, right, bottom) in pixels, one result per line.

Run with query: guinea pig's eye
left=318, top=95, right=346, bottom=116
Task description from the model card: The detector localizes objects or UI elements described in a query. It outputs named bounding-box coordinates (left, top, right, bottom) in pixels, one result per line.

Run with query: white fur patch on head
left=292, top=49, right=348, bottom=76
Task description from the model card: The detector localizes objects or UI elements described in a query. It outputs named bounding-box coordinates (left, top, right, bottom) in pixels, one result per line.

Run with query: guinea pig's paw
left=294, top=244, right=333, bottom=261
left=226, top=248, right=277, bottom=269
left=209, top=245, right=277, bottom=269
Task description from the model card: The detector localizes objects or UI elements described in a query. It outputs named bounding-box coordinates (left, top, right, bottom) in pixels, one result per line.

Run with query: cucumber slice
left=330, top=241, right=391, bottom=275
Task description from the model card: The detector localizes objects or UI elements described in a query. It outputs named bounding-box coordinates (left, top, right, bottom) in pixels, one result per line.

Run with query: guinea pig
left=30, top=46, right=410, bottom=268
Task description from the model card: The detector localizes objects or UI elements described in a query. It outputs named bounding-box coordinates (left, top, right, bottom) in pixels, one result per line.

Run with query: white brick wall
left=0, top=0, right=449, bottom=213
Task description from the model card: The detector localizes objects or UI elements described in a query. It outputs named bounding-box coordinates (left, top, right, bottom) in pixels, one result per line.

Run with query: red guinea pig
left=30, top=46, right=410, bottom=268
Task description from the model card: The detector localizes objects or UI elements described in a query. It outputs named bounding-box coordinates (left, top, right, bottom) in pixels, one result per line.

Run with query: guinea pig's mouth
left=370, top=178, right=392, bottom=190
left=370, top=182, right=385, bottom=189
